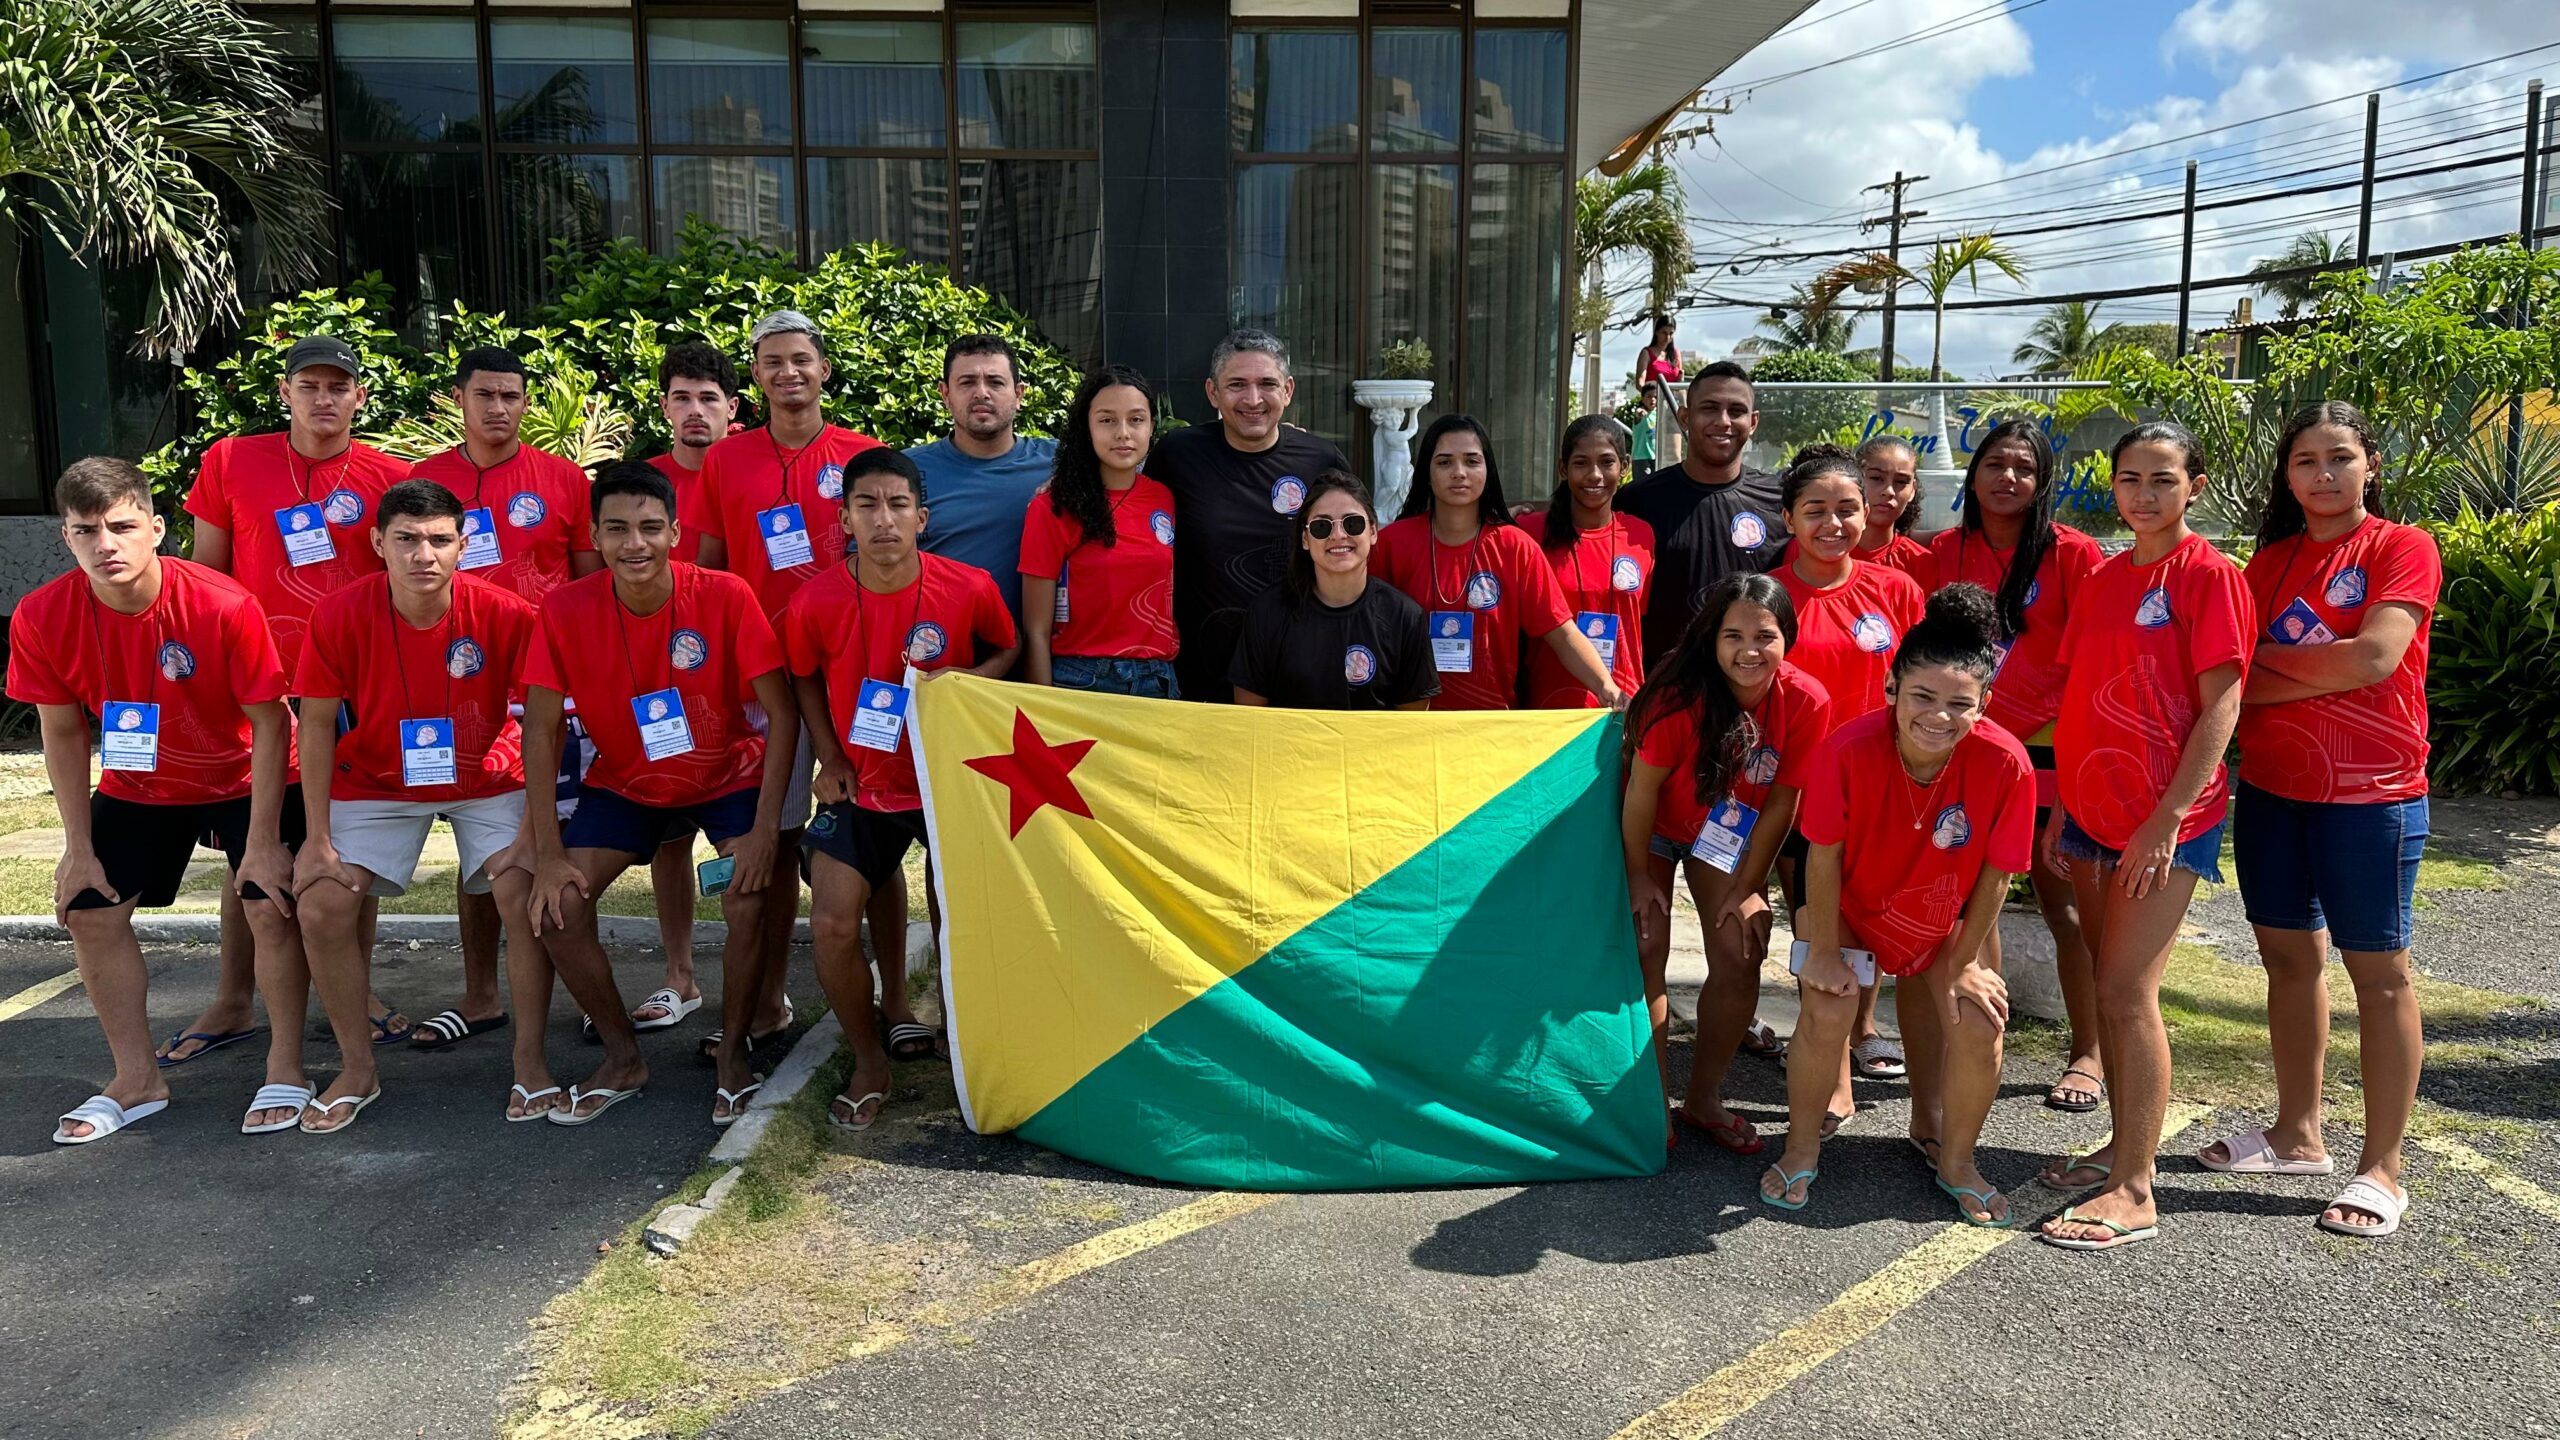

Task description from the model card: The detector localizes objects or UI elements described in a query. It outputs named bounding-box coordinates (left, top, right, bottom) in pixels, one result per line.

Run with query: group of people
left=15, top=323, right=2436, bottom=1250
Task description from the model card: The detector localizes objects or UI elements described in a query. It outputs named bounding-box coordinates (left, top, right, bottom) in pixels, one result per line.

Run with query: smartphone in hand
left=1788, top=938, right=1878, bottom=988
left=697, top=855, right=736, bottom=898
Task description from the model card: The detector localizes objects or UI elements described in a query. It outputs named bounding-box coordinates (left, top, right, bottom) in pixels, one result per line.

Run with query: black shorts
left=802, top=801, right=928, bottom=889
left=76, top=787, right=308, bottom=911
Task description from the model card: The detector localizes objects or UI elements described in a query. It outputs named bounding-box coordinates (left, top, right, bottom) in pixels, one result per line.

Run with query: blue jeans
left=2057, top=811, right=2228, bottom=884
left=2233, top=780, right=2426, bottom=952
left=1051, top=654, right=1180, bottom=699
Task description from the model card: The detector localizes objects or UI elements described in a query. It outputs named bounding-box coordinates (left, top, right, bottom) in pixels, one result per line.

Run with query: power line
left=1705, top=0, right=2065, bottom=100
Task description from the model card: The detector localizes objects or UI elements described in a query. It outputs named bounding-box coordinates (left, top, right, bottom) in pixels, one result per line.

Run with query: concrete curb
left=0, top=914, right=821, bottom=946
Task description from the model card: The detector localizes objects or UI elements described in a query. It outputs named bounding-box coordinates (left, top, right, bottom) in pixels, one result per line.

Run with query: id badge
left=1053, top=568, right=1070, bottom=626
left=2268, top=597, right=2337, bottom=646
left=758, top=503, right=814, bottom=570
left=458, top=508, right=502, bottom=570
left=1577, top=611, right=1620, bottom=670
left=849, top=678, right=910, bottom=753
left=630, top=687, right=696, bottom=762
left=275, top=504, right=336, bottom=567
left=99, top=701, right=160, bottom=773
left=401, top=717, right=457, bottom=788
left=1430, top=611, right=1476, bottom=673
left=1690, top=795, right=1760, bottom=875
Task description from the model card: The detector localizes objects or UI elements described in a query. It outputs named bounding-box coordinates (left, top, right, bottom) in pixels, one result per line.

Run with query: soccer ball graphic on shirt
left=1743, top=745, right=1781, bottom=786
left=1464, top=572, right=1502, bottom=609
left=906, top=623, right=949, bottom=663
left=2135, top=587, right=2173, bottom=628
left=447, top=639, right=485, bottom=678
left=2326, top=566, right=2368, bottom=608
left=324, top=489, right=365, bottom=525
left=1612, top=556, right=1643, bottom=592
left=1151, top=511, right=1175, bottom=545
left=1729, top=511, right=1768, bottom=550
left=114, top=707, right=143, bottom=731
left=1271, top=477, right=1306, bottom=514
left=669, top=630, right=709, bottom=671
left=159, top=642, right=195, bottom=681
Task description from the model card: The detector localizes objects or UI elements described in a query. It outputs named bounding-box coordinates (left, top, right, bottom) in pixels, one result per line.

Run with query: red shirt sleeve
left=1507, top=527, right=1573, bottom=636
left=1019, top=498, right=1067, bottom=581
left=1774, top=671, right=1834, bottom=790
left=1797, top=728, right=1851, bottom=846
left=3, top=596, right=76, bottom=706
left=2366, top=524, right=2441, bottom=614
left=184, top=441, right=234, bottom=531
left=294, top=596, right=351, bottom=700
left=2186, top=554, right=2253, bottom=678
left=225, top=590, right=289, bottom=706
left=729, top=578, right=785, bottom=686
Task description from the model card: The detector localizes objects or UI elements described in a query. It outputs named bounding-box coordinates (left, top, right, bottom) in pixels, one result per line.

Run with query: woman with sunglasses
left=1532, top=416, right=1653, bottom=709
left=1231, top=471, right=1437, bottom=711
left=1376, top=415, right=1619, bottom=712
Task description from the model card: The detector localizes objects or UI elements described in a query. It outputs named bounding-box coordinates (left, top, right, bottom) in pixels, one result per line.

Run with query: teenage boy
left=784, top=449, right=1016, bottom=1129
left=291, top=480, right=548, bottom=1129
left=694, top=312, right=882, bottom=1059
left=405, top=347, right=601, bottom=1053
left=176, top=334, right=407, bottom=1064
left=523, top=462, right=800, bottom=1126
left=9, top=459, right=306, bottom=1143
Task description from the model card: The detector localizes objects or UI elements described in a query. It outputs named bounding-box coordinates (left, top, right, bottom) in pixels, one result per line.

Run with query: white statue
left=1368, top=401, right=1423, bottom=520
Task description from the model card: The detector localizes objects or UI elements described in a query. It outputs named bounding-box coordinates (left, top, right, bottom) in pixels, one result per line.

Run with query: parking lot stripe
left=889, top=1190, right=1286, bottom=1338
left=2413, top=1134, right=2560, bottom=1223
left=1611, top=1104, right=2208, bottom=1440
left=0, top=967, right=81, bottom=1025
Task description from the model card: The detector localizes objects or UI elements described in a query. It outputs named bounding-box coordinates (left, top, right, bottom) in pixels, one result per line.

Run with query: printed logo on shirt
left=2024, top=578, right=2042, bottom=608
left=323, top=488, right=366, bottom=526
left=817, top=463, right=845, bottom=501
left=507, top=492, right=546, bottom=528
left=446, top=638, right=486, bottom=678
left=1271, top=476, right=1306, bottom=515
left=669, top=628, right=709, bottom=671
left=1612, top=555, right=1643, bottom=592
left=2325, top=565, right=2369, bottom=608
left=1150, top=511, right=1175, bottom=546
left=2135, top=587, right=2173, bottom=628
left=810, top=807, right=840, bottom=838
left=113, top=705, right=147, bottom=732
left=1344, top=645, right=1378, bottom=686
left=1743, top=744, right=1781, bottom=786
left=1851, top=613, right=1897, bottom=653
left=906, top=622, right=949, bottom=664
left=1931, top=803, right=1972, bottom=851
left=1464, top=571, right=1502, bottom=610
left=1728, top=511, right=1769, bottom=550
left=158, top=642, right=196, bottom=681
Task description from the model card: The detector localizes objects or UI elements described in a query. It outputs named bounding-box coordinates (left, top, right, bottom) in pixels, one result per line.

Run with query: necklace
left=1895, top=739, right=1957, bottom=831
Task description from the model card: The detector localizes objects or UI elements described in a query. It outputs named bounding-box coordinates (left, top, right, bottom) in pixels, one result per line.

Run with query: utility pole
left=1861, top=171, right=1926, bottom=384
left=2506, top=79, right=2545, bottom=509
left=2175, top=160, right=2199, bottom=358
left=2355, top=93, right=2380, bottom=266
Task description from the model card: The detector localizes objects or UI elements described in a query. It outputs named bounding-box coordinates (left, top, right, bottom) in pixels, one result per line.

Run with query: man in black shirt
left=1153, top=329, right=1352, bottom=701
left=1612, top=361, right=1786, bottom=666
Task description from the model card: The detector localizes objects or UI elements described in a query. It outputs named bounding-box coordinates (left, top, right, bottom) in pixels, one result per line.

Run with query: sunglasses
left=1305, top=513, right=1370, bottom=539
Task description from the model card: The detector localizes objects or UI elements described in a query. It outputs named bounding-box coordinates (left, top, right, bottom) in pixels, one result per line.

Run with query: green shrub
left=1745, top=348, right=1870, bottom=453
left=2426, top=503, right=2560, bottom=795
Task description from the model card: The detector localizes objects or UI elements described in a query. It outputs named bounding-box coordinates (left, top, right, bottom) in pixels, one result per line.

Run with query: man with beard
left=909, top=334, right=1055, bottom=631
left=1613, top=361, right=1785, bottom=668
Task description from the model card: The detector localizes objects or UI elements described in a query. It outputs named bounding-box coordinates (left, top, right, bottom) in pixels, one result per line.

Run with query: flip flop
left=2316, top=1175, right=2409, bottom=1239
left=2038, top=1204, right=2160, bottom=1251
left=711, top=1077, right=764, bottom=1128
left=885, top=1020, right=940, bottom=1063
left=828, top=1090, right=888, bottom=1133
left=298, top=1089, right=383, bottom=1135
left=1820, top=1109, right=1851, bottom=1139
left=550, top=1085, right=641, bottom=1127
left=1674, top=1107, right=1764, bottom=1155
left=53, top=1094, right=169, bottom=1145
left=369, top=1010, right=414, bottom=1046
left=505, top=1084, right=564, bottom=1123
left=631, top=989, right=703, bottom=1032
left=1759, top=1164, right=1820, bottom=1211
left=1910, top=1135, right=1943, bottom=1170
left=239, top=1082, right=314, bottom=1135
left=698, top=997, right=794, bottom=1062
left=2044, top=1064, right=2106, bottom=1113
left=1938, top=1175, right=2016, bottom=1229
left=1851, top=1035, right=1908, bottom=1080
left=411, top=1010, right=508, bottom=1051
left=2197, top=1127, right=2335, bottom=1175
left=157, top=1028, right=262, bottom=1069
left=2041, top=1157, right=2112, bottom=1190
left=1739, top=1019, right=1787, bottom=1060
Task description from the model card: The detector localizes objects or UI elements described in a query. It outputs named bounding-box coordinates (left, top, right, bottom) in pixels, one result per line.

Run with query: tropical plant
left=1812, top=232, right=2029, bottom=384
left=0, top=0, right=330, bottom=358
left=2011, top=301, right=2112, bottom=374
left=1573, top=162, right=1691, bottom=324
left=2448, top=421, right=2560, bottom=514
left=1741, top=284, right=1860, bottom=357
left=2425, top=502, right=2560, bottom=794
left=367, top=379, right=636, bottom=469
left=1375, top=336, right=1434, bottom=381
left=2249, top=229, right=2357, bottom=320
left=1746, top=348, right=1871, bottom=451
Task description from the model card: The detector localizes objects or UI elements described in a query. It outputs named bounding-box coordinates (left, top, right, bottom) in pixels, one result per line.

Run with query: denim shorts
left=1052, top=654, right=1181, bottom=699
left=1647, top=834, right=1685, bottom=863
left=561, top=785, right=760, bottom=859
left=2057, top=811, right=2228, bottom=885
left=2232, top=780, right=2426, bottom=953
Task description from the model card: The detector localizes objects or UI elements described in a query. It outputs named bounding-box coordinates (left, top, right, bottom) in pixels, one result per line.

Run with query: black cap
left=284, top=335, right=362, bottom=379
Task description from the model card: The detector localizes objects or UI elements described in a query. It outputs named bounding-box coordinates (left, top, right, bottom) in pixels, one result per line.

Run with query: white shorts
left=329, top=791, right=528, bottom=897
left=743, top=700, right=815, bottom=832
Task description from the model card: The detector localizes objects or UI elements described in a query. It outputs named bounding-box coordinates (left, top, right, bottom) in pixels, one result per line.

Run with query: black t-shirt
left=1153, top=423, right=1351, bottom=700
left=1229, top=577, right=1439, bottom=711
left=1613, top=462, right=1785, bottom=664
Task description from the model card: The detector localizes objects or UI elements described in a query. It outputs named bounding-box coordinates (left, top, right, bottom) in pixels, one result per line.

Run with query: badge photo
left=1931, top=803, right=1972, bottom=850
left=507, top=492, right=547, bottom=528
left=114, top=706, right=147, bottom=732
left=669, top=628, right=709, bottom=671
left=645, top=695, right=672, bottom=721
left=2325, top=565, right=2368, bottom=608
left=1343, top=644, right=1377, bottom=685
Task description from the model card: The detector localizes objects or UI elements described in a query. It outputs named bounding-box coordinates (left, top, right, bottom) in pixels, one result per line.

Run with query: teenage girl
left=1622, top=573, right=1832, bottom=1154
left=1375, top=415, right=1619, bottom=711
left=2039, top=420, right=2254, bottom=1251
left=1534, top=416, right=1654, bottom=708
left=1761, top=584, right=2034, bottom=1220
left=1019, top=366, right=1178, bottom=696
left=1764, top=435, right=1929, bottom=579
left=1927, top=419, right=2107, bottom=1113
left=2204, top=401, right=2439, bottom=1239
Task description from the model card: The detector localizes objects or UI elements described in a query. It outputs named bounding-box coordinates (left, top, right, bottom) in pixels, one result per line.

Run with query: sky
left=1603, top=0, right=2560, bottom=386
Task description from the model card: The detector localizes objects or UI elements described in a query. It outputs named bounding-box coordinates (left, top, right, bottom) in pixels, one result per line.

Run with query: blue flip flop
left=156, top=1028, right=262, bottom=1069
left=1937, top=1175, right=2017, bottom=1229
left=1761, top=1165, right=1820, bottom=1211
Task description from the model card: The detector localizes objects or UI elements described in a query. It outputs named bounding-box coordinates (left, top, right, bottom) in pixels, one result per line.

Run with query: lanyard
left=87, top=586, right=163, bottom=713
left=2266, top=514, right=2370, bottom=618
left=1430, top=525, right=1489, bottom=609
left=766, top=425, right=833, bottom=508
left=286, top=442, right=350, bottom=505
left=386, top=581, right=456, bottom=721
left=457, top=444, right=517, bottom=508
left=1571, top=518, right=1618, bottom=601
left=1065, top=484, right=1138, bottom=563
left=849, top=554, right=931, bottom=675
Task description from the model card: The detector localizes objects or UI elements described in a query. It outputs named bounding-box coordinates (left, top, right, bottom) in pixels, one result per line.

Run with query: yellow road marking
left=0, top=968, right=81, bottom=1024
left=1613, top=1103, right=2209, bottom=1440
left=2413, top=1134, right=2560, bottom=1223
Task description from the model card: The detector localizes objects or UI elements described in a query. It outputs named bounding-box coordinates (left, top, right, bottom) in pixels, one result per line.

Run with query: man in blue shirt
left=909, top=335, right=1057, bottom=629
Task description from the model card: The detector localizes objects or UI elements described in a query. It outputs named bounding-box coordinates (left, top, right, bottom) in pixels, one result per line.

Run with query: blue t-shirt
left=909, top=435, right=1058, bottom=624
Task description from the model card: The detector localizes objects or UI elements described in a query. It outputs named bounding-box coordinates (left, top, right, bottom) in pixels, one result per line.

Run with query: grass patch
left=0, top=859, right=63, bottom=917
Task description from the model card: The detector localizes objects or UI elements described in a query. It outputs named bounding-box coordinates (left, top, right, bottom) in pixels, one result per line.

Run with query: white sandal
left=298, top=1088, right=382, bottom=1135
left=548, top=1085, right=641, bottom=1126
left=240, top=1082, right=314, bottom=1135
left=506, top=1083, right=564, bottom=1122
left=2198, top=1127, right=2335, bottom=1175
left=632, top=988, right=703, bottom=1032
left=2316, top=1175, right=2408, bottom=1238
left=829, top=1090, right=887, bottom=1133
left=53, top=1094, right=168, bottom=1145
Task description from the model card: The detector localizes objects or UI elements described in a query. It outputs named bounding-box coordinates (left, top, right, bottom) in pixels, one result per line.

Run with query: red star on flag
left=964, top=709, right=1097, bottom=837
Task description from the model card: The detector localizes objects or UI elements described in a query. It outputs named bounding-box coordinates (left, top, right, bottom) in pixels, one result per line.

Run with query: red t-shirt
left=1799, top=708, right=2035, bottom=976
left=1017, top=476, right=1179, bottom=661
left=782, top=553, right=1017, bottom=813
left=525, top=564, right=782, bottom=807
left=1926, top=523, right=2103, bottom=738
left=2239, top=516, right=2439, bottom=804
left=1773, top=559, right=1927, bottom=725
left=6, top=558, right=287, bottom=805
left=295, top=573, right=535, bottom=803
left=1372, top=518, right=1573, bottom=711
left=407, top=444, right=595, bottom=604
left=697, top=423, right=885, bottom=618
left=647, top=451, right=712, bottom=565
left=1529, top=515, right=1655, bottom=708
left=182, top=432, right=403, bottom=671
left=2056, top=532, right=2254, bottom=849
left=1635, top=662, right=1832, bottom=848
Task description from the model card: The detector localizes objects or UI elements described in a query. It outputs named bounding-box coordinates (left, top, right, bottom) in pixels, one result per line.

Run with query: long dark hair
left=1856, top=434, right=1922, bottom=537
left=1284, top=469, right=1375, bottom=598
left=2258, top=400, right=2385, bottom=547
left=1625, top=573, right=1800, bottom=806
left=1400, top=414, right=1514, bottom=528
left=1048, top=365, right=1157, bottom=547
left=1956, top=419, right=2058, bottom=639
left=1543, top=414, right=1633, bottom=550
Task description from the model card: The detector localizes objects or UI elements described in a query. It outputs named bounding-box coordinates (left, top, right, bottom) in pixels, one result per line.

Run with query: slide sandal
left=632, top=989, right=703, bottom=1032
left=53, top=1094, right=168, bottom=1145
left=2316, top=1176, right=2409, bottom=1239
left=2197, top=1128, right=2334, bottom=1175
left=240, top=1082, right=314, bottom=1135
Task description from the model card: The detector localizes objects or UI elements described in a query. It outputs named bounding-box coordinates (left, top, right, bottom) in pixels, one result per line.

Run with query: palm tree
left=2011, top=300, right=2109, bottom=374
left=1812, top=232, right=2028, bottom=384
left=1573, top=161, right=1691, bottom=415
left=0, top=0, right=329, bottom=358
left=1740, top=284, right=1860, bottom=355
left=2249, top=229, right=2353, bottom=319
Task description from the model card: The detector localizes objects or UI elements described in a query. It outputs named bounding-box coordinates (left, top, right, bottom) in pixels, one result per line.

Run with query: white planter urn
left=1351, top=378, right=1434, bottom=520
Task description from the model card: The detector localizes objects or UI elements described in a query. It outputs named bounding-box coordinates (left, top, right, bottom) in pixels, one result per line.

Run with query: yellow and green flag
left=912, top=671, right=1664, bottom=1191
